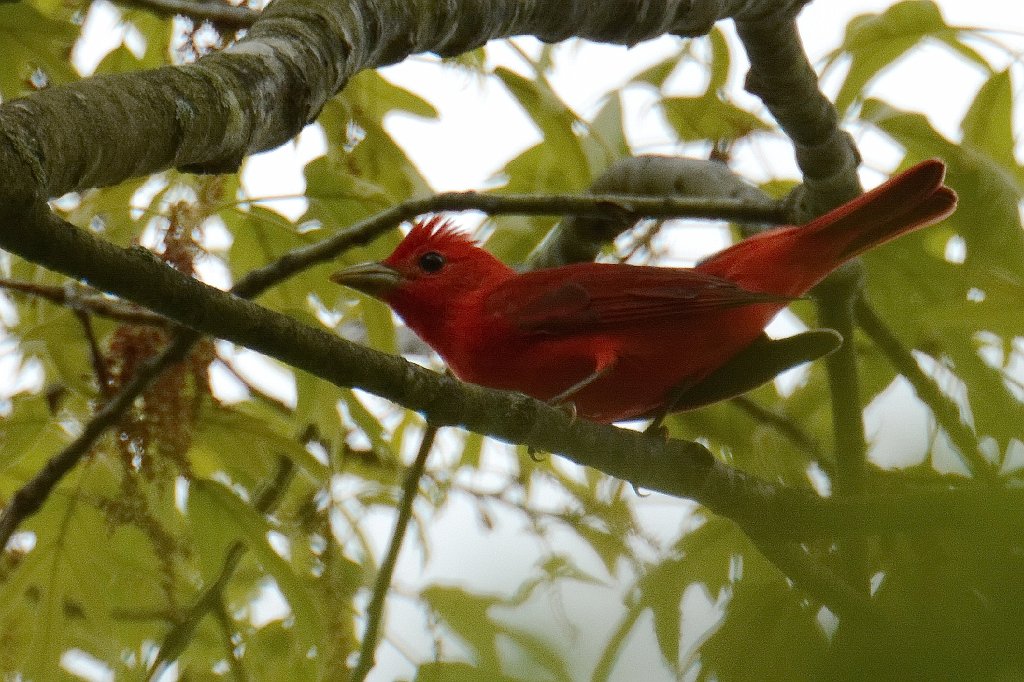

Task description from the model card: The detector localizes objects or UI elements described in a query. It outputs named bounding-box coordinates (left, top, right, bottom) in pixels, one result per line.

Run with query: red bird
left=332, top=160, right=956, bottom=423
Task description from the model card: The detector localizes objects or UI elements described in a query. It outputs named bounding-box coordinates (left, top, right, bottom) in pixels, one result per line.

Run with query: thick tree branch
left=0, top=203, right=1019, bottom=548
left=0, top=190, right=782, bottom=550
left=0, top=0, right=806, bottom=203
left=734, top=13, right=862, bottom=215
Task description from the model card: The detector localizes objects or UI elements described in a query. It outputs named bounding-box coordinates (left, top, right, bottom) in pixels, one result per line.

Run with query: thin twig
left=0, top=278, right=168, bottom=326
left=0, top=331, right=196, bottom=549
left=214, top=597, right=250, bottom=682
left=147, top=456, right=295, bottom=679
left=233, top=190, right=789, bottom=296
left=73, top=310, right=112, bottom=397
left=350, top=424, right=439, bottom=682
left=731, top=395, right=828, bottom=467
left=214, top=355, right=293, bottom=415
left=854, top=298, right=997, bottom=482
left=743, top=532, right=876, bottom=623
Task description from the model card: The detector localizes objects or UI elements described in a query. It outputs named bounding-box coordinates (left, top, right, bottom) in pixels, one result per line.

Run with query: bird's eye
left=418, top=251, right=446, bottom=273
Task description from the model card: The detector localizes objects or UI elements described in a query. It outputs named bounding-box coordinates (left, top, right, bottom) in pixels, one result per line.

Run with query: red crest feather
left=385, top=216, right=476, bottom=264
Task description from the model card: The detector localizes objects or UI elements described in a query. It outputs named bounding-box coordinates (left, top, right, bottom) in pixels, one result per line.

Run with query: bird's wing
left=484, top=262, right=791, bottom=335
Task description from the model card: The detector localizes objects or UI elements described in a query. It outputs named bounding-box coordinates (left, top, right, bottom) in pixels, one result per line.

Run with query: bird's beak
left=330, top=262, right=404, bottom=299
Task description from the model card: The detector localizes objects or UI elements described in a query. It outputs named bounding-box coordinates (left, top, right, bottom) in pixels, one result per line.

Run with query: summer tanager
left=332, top=159, right=956, bottom=423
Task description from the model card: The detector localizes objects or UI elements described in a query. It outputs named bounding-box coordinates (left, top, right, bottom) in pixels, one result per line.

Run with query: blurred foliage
left=0, top=1, right=1022, bottom=680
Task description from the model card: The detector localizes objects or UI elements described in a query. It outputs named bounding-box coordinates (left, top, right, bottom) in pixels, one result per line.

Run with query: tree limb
left=734, top=12, right=862, bottom=215
left=0, top=0, right=807, bottom=203
left=0, top=204, right=1019, bottom=548
left=0, top=190, right=782, bottom=551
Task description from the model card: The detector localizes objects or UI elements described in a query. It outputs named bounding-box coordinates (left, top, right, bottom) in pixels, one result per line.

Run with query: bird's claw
left=630, top=481, right=651, bottom=497
left=644, top=417, right=669, bottom=441
left=555, top=400, right=578, bottom=424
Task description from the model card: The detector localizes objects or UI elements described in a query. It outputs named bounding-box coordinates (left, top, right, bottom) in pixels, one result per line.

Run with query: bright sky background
left=40, top=0, right=1024, bottom=680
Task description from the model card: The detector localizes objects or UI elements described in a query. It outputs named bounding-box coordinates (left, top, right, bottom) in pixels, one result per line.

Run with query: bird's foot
left=552, top=399, right=578, bottom=424
left=644, top=421, right=670, bottom=441
left=630, top=481, right=651, bottom=497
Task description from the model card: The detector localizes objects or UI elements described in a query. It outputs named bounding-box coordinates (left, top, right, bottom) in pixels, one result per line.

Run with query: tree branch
left=816, top=276, right=870, bottom=590
left=72, top=309, right=112, bottom=396
left=235, top=190, right=789, bottom=296
left=0, top=189, right=783, bottom=550
left=0, top=0, right=807, bottom=203
left=0, top=203, right=1019, bottom=550
left=734, top=12, right=862, bottom=215
left=351, top=424, right=439, bottom=682
left=0, top=278, right=168, bottom=326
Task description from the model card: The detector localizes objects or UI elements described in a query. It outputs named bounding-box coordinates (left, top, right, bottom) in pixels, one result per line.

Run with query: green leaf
left=632, top=47, right=687, bottom=89
left=421, top=584, right=571, bottom=681
left=223, top=206, right=323, bottom=317
left=422, top=586, right=503, bottom=670
left=637, top=553, right=688, bottom=669
left=663, top=94, right=769, bottom=142
left=303, top=87, right=431, bottom=229
left=0, top=463, right=176, bottom=677
left=351, top=69, right=438, bottom=121
left=580, top=92, right=628, bottom=178
left=699, top=578, right=827, bottom=681
left=707, top=28, right=731, bottom=93
left=18, top=309, right=96, bottom=396
left=859, top=99, right=1024, bottom=448
left=188, top=479, right=325, bottom=654
left=193, top=402, right=328, bottom=485
left=665, top=516, right=745, bottom=599
left=338, top=387, right=396, bottom=462
left=961, top=69, right=1016, bottom=170
left=0, top=3, right=77, bottom=98
left=827, top=0, right=990, bottom=115
left=0, top=394, right=59, bottom=473
left=415, top=661, right=521, bottom=682
left=493, top=66, right=590, bottom=189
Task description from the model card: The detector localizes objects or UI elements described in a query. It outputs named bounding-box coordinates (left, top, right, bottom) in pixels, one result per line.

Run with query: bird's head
left=331, top=217, right=513, bottom=320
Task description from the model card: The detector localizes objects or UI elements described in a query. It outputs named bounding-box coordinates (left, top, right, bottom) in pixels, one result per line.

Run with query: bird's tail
left=700, top=159, right=958, bottom=297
